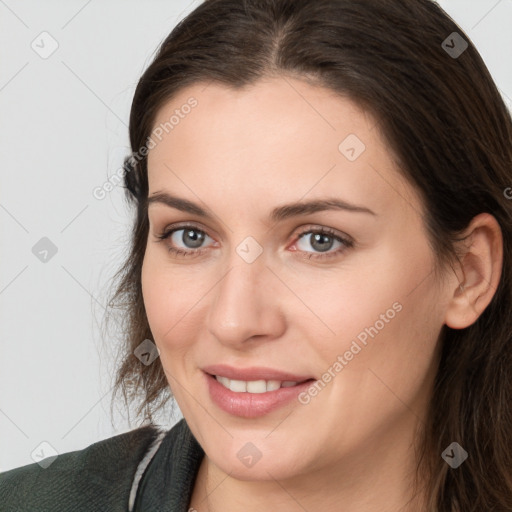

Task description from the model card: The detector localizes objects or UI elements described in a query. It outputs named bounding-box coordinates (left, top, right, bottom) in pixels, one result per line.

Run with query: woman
left=1, top=0, right=511, bottom=510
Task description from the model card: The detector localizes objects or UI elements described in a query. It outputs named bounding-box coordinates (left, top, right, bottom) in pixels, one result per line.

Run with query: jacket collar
left=132, top=418, right=204, bottom=511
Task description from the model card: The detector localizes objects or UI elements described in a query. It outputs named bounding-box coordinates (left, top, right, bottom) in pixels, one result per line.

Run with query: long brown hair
left=105, top=0, right=512, bottom=509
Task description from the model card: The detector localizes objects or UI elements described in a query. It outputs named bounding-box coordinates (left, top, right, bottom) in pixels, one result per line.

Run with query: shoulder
left=0, top=424, right=165, bottom=512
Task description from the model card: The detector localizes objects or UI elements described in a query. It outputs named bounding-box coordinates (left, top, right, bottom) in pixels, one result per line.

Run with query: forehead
left=149, top=77, right=375, bottom=160
left=146, top=77, right=420, bottom=219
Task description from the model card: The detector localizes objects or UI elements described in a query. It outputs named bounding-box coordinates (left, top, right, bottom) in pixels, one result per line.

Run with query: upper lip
left=202, top=364, right=314, bottom=382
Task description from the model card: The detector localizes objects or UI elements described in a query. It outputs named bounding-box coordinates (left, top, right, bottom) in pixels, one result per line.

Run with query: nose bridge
left=206, top=241, right=283, bottom=345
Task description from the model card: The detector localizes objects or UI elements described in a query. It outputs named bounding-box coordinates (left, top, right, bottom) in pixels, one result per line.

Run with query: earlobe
left=444, top=213, right=503, bottom=330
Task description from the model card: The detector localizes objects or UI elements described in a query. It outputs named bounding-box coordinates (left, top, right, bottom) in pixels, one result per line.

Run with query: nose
left=206, top=254, right=286, bottom=349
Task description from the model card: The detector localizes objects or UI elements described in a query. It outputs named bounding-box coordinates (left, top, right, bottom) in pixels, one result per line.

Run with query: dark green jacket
left=0, top=418, right=204, bottom=511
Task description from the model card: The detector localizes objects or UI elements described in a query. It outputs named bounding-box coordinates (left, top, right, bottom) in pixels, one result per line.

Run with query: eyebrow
left=147, top=192, right=376, bottom=222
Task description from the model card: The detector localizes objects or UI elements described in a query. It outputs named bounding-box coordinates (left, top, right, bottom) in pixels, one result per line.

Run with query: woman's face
left=142, top=76, right=449, bottom=482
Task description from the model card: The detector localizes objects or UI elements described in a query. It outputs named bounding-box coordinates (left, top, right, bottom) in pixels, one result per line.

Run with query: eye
left=155, top=223, right=214, bottom=258
left=291, top=226, right=354, bottom=260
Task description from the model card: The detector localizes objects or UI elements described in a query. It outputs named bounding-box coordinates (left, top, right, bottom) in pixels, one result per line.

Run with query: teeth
left=215, top=376, right=299, bottom=393
left=264, top=380, right=281, bottom=392
left=229, top=379, right=248, bottom=393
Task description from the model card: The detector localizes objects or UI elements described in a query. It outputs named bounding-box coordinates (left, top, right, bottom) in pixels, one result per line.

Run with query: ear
left=444, top=213, right=503, bottom=329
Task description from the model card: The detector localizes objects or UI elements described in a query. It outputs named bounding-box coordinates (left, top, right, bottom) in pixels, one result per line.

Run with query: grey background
left=1, top=0, right=511, bottom=472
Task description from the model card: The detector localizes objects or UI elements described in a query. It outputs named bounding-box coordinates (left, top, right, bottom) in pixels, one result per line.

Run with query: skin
left=141, top=76, right=503, bottom=512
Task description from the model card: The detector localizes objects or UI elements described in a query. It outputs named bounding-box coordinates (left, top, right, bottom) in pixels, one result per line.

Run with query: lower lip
left=204, top=372, right=315, bottom=418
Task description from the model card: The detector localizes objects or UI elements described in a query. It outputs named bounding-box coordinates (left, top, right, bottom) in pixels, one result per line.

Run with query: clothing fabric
left=0, top=418, right=205, bottom=511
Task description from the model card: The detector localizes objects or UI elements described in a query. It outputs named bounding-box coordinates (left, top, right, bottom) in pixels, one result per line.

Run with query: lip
left=202, top=366, right=316, bottom=418
left=202, top=364, right=314, bottom=382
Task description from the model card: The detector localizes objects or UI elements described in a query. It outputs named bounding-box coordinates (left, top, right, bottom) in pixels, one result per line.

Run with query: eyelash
left=155, top=223, right=354, bottom=261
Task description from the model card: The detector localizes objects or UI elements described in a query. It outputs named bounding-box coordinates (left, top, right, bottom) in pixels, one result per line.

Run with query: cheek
left=141, top=250, right=217, bottom=368
left=141, top=252, right=193, bottom=351
left=289, top=241, right=441, bottom=387
left=285, top=252, right=430, bottom=351
left=141, top=254, right=201, bottom=402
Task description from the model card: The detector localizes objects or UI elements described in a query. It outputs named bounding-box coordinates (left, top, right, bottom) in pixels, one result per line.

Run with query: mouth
left=203, top=368, right=317, bottom=418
